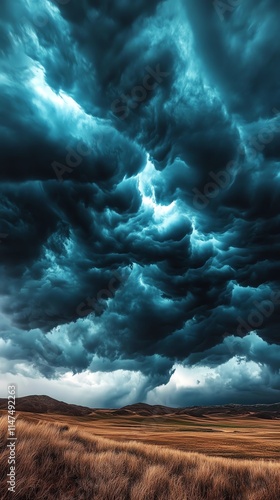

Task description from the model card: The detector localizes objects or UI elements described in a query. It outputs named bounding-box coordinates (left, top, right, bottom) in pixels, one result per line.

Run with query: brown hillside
left=0, top=395, right=93, bottom=416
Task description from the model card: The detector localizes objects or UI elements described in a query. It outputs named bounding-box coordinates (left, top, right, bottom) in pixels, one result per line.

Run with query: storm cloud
left=0, top=0, right=280, bottom=407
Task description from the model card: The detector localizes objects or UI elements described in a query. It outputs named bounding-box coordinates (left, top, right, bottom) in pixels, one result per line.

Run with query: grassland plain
left=1, top=415, right=280, bottom=500
left=3, top=409, right=280, bottom=460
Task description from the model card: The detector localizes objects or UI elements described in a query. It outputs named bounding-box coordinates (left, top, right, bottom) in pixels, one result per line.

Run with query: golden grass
left=1, top=417, right=280, bottom=499
left=6, top=410, right=280, bottom=460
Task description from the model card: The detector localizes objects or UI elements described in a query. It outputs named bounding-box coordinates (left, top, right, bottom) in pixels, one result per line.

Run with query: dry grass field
left=5, top=409, right=280, bottom=460
left=1, top=415, right=280, bottom=500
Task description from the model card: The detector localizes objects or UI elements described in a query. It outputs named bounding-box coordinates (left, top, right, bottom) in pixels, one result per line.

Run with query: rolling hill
left=1, top=395, right=280, bottom=418
left=0, top=395, right=93, bottom=416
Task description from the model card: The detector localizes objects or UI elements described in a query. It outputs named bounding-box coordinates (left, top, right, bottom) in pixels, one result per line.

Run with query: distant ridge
left=0, top=395, right=93, bottom=416
left=111, top=402, right=280, bottom=419
left=0, top=396, right=280, bottom=419
left=112, top=403, right=176, bottom=416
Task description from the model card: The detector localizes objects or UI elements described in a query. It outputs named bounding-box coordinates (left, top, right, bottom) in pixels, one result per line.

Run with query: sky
left=0, top=0, right=280, bottom=408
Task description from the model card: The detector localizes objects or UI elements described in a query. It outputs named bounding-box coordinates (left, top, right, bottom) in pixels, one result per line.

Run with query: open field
left=1, top=416, right=280, bottom=500
left=2, top=409, right=280, bottom=460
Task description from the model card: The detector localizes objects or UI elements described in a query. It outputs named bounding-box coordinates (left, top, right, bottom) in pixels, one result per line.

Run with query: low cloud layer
left=0, top=0, right=280, bottom=406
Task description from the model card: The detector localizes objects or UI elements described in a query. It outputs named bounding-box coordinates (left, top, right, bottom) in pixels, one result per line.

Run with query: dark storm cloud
left=153, top=360, right=280, bottom=407
left=0, top=0, right=280, bottom=404
left=183, top=0, right=280, bottom=120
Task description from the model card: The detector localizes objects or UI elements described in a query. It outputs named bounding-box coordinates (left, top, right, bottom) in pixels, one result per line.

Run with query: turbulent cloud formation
left=0, top=0, right=280, bottom=407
